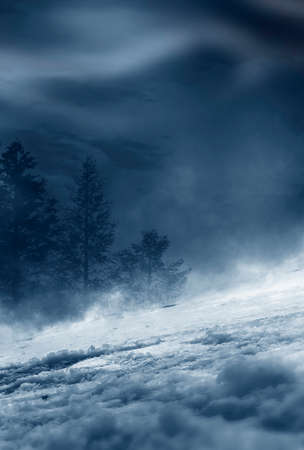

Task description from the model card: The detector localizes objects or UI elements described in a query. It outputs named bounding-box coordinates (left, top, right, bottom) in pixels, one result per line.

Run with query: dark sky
left=1, top=0, right=304, bottom=284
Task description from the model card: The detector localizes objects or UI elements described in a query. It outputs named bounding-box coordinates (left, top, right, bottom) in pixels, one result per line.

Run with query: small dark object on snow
left=41, top=395, right=49, bottom=401
left=162, top=304, right=176, bottom=309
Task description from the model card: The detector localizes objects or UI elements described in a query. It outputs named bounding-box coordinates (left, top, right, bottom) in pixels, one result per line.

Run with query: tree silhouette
left=60, top=156, right=115, bottom=295
left=114, top=230, right=190, bottom=304
left=0, top=142, right=58, bottom=303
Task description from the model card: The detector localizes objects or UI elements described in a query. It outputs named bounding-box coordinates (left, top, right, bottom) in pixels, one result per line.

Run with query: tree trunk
left=11, top=180, right=21, bottom=303
left=11, top=259, right=21, bottom=303
left=147, top=255, right=152, bottom=302
left=83, top=170, right=89, bottom=296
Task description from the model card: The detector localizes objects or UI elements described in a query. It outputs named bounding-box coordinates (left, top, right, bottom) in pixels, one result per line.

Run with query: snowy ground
left=1, top=259, right=304, bottom=449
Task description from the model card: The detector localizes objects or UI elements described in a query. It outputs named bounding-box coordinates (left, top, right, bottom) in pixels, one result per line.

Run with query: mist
left=2, top=5, right=304, bottom=448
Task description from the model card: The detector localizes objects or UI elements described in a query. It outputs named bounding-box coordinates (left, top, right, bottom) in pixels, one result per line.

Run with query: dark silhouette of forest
left=0, top=142, right=190, bottom=320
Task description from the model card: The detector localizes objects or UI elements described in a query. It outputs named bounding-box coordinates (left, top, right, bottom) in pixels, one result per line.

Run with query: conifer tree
left=61, top=156, right=115, bottom=295
left=0, top=142, right=58, bottom=303
left=114, top=230, right=190, bottom=304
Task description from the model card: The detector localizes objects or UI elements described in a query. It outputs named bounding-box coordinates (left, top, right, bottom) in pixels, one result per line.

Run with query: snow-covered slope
left=1, top=260, right=304, bottom=449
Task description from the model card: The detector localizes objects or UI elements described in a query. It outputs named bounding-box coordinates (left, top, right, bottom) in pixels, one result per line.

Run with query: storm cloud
left=1, top=0, right=304, bottom=285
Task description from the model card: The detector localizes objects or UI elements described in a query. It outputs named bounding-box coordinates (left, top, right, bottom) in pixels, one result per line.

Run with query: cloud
left=1, top=352, right=304, bottom=449
left=1, top=0, right=304, bottom=293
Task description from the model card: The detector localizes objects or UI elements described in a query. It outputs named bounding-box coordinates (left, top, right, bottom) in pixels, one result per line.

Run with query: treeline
left=0, top=142, right=190, bottom=312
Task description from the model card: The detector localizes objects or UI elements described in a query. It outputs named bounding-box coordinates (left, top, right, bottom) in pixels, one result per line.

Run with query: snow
left=1, top=257, right=304, bottom=449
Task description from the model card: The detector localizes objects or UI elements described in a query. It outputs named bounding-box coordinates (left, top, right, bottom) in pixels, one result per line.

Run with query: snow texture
left=1, top=261, right=304, bottom=449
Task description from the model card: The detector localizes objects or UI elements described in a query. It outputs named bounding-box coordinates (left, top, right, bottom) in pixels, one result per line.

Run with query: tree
left=0, top=142, right=58, bottom=303
left=113, top=230, right=190, bottom=304
left=60, top=156, right=115, bottom=295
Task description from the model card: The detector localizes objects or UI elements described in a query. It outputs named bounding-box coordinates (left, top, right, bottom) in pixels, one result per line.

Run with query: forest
left=0, top=141, right=190, bottom=319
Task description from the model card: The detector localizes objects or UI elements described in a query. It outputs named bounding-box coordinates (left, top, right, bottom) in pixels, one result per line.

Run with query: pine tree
left=0, top=142, right=58, bottom=303
left=114, top=230, right=190, bottom=304
left=134, top=230, right=169, bottom=302
left=61, top=156, right=115, bottom=295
